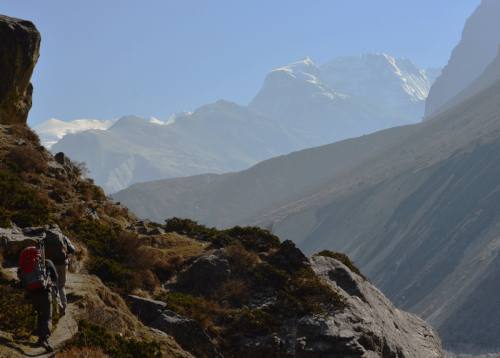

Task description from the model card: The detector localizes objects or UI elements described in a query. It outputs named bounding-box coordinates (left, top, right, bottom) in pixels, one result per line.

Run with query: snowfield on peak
left=33, top=118, right=115, bottom=148
left=320, top=53, right=438, bottom=109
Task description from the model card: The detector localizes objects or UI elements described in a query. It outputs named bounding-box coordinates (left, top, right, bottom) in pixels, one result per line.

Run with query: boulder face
left=0, top=224, right=71, bottom=262
left=128, top=251, right=444, bottom=358
left=127, top=295, right=221, bottom=358
left=309, top=255, right=443, bottom=358
left=0, top=15, right=41, bottom=124
left=176, top=251, right=231, bottom=295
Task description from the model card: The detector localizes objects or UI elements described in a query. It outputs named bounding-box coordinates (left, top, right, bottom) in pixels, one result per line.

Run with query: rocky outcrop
left=128, top=255, right=444, bottom=358
left=0, top=15, right=41, bottom=124
left=128, top=295, right=221, bottom=358
left=308, top=255, right=443, bottom=357
left=269, top=239, right=310, bottom=272
left=0, top=226, right=38, bottom=259
left=0, top=224, right=70, bottom=260
left=128, top=220, right=166, bottom=236
left=242, top=256, right=444, bottom=357
left=176, top=251, right=231, bottom=295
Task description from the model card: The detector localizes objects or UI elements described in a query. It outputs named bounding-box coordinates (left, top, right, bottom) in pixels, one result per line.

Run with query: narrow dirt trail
left=0, top=272, right=86, bottom=357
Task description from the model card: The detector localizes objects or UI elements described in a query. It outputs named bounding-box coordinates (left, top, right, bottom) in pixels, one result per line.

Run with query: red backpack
left=18, top=246, right=48, bottom=291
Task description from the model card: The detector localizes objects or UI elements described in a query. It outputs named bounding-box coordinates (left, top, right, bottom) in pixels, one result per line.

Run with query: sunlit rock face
left=0, top=15, right=41, bottom=124
left=327, top=54, right=440, bottom=124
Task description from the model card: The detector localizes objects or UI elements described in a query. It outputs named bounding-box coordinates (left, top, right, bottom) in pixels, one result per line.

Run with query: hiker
left=43, top=226, right=76, bottom=315
left=18, top=241, right=59, bottom=352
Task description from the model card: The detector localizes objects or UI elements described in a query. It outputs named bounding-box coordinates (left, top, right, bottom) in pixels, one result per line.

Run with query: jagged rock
left=128, top=295, right=221, bottom=358
left=269, top=240, right=310, bottom=272
left=0, top=224, right=70, bottom=261
left=306, top=255, right=444, bottom=358
left=128, top=220, right=165, bottom=236
left=151, top=310, right=221, bottom=358
left=0, top=15, right=41, bottom=124
left=236, top=256, right=443, bottom=357
left=54, top=152, right=71, bottom=166
left=176, top=251, right=231, bottom=295
left=0, top=227, right=39, bottom=259
left=148, top=226, right=165, bottom=236
left=128, top=295, right=167, bottom=324
left=240, top=334, right=284, bottom=356
left=84, top=207, right=100, bottom=221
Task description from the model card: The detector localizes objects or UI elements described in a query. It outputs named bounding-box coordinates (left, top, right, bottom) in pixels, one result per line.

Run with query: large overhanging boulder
left=0, top=15, right=41, bottom=124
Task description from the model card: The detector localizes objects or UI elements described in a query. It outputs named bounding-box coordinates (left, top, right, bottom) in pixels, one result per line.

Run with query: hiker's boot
left=37, top=337, right=53, bottom=352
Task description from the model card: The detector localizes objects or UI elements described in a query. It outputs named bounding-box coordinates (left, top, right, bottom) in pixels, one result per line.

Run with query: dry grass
left=225, top=244, right=260, bottom=274
left=160, top=292, right=226, bottom=334
left=57, top=346, right=109, bottom=357
left=7, top=124, right=41, bottom=146
left=214, top=279, right=251, bottom=307
left=6, top=145, right=48, bottom=174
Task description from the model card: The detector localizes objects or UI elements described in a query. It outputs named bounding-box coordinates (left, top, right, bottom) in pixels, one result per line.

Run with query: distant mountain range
left=114, top=0, right=500, bottom=354
left=50, top=104, right=299, bottom=193
left=34, top=118, right=115, bottom=148
left=35, top=53, right=437, bottom=192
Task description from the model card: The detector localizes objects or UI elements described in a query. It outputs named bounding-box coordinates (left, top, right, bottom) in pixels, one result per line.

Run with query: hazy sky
left=2, top=0, right=480, bottom=125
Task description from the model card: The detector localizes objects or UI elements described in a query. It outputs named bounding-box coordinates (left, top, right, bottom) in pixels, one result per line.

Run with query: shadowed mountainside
left=425, top=0, right=500, bottom=116
left=116, top=71, right=500, bottom=354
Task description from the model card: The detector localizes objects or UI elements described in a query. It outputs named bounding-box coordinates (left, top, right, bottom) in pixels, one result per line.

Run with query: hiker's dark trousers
left=30, top=289, right=52, bottom=340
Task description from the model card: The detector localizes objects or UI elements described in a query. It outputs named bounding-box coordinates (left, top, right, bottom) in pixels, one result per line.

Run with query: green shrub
left=164, top=218, right=219, bottom=241
left=224, top=226, right=280, bottom=252
left=159, top=292, right=224, bottom=332
left=66, top=320, right=162, bottom=358
left=0, top=169, right=50, bottom=227
left=72, top=221, right=134, bottom=289
left=227, top=308, right=278, bottom=336
left=164, top=218, right=280, bottom=251
left=281, top=267, right=345, bottom=314
left=87, top=256, right=132, bottom=290
left=73, top=221, right=160, bottom=292
left=224, top=244, right=260, bottom=275
left=314, top=250, right=365, bottom=279
left=0, top=277, right=36, bottom=338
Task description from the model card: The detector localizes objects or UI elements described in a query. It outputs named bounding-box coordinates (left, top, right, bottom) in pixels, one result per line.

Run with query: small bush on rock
left=164, top=218, right=281, bottom=251
left=73, top=221, right=162, bottom=293
left=65, top=320, right=162, bottom=358
left=8, top=125, right=41, bottom=146
left=314, top=250, right=365, bottom=279
left=159, top=292, right=224, bottom=333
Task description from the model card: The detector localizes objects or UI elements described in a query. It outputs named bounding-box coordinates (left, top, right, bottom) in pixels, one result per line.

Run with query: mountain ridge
left=425, top=0, right=500, bottom=116
left=42, top=53, right=436, bottom=193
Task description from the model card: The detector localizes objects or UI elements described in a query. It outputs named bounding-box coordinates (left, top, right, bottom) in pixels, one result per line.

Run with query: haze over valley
left=36, top=54, right=437, bottom=193
left=3, top=1, right=500, bottom=357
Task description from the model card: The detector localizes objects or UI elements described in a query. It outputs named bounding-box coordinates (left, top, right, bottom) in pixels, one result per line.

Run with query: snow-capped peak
left=272, top=56, right=318, bottom=78
left=33, top=118, right=115, bottom=148
left=149, top=117, right=166, bottom=125
left=320, top=53, right=439, bottom=104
